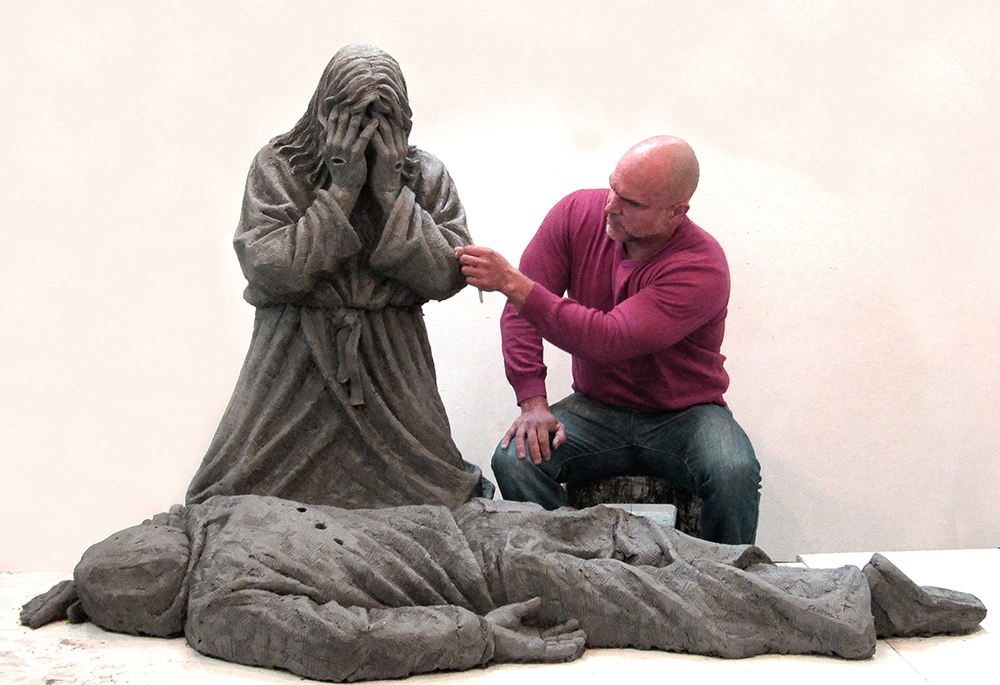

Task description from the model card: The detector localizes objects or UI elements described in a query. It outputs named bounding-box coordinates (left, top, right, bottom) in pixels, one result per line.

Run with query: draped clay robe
left=185, top=142, right=484, bottom=509
left=22, top=496, right=986, bottom=682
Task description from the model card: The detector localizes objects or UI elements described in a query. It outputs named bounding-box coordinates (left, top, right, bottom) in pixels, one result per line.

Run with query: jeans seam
left=638, top=446, right=700, bottom=487
left=554, top=447, right=634, bottom=482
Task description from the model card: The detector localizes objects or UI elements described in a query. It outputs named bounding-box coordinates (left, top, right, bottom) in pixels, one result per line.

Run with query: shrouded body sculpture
left=185, top=45, right=486, bottom=509
left=23, top=497, right=986, bottom=683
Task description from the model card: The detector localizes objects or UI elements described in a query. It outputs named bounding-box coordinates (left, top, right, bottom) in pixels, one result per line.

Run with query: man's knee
left=491, top=442, right=540, bottom=492
left=490, top=442, right=519, bottom=483
left=683, top=406, right=760, bottom=487
left=712, top=450, right=761, bottom=494
left=490, top=441, right=567, bottom=509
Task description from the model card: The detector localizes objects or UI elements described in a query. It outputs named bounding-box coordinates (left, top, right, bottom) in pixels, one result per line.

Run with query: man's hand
left=486, top=597, right=586, bottom=664
left=320, top=107, right=378, bottom=212
left=368, top=113, right=408, bottom=210
left=454, top=245, right=535, bottom=308
left=504, top=396, right=566, bottom=464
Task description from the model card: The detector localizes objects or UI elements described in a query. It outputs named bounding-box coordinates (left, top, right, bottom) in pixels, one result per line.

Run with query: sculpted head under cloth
left=74, top=516, right=191, bottom=637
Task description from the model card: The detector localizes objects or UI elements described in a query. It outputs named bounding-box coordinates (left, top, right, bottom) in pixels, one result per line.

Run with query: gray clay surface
left=185, top=44, right=484, bottom=509
left=19, top=496, right=987, bottom=682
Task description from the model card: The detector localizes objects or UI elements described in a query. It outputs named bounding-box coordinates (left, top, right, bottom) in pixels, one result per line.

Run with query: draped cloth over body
left=186, top=143, right=483, bottom=509
left=25, top=496, right=985, bottom=682
left=181, top=497, right=878, bottom=681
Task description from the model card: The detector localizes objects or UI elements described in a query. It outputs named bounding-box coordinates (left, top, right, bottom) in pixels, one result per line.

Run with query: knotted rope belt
left=300, top=305, right=416, bottom=407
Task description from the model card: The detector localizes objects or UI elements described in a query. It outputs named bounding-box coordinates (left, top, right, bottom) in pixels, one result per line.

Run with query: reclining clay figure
left=22, top=496, right=986, bottom=682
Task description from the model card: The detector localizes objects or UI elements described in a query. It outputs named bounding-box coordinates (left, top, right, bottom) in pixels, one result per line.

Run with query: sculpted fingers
left=20, top=580, right=78, bottom=629
left=540, top=618, right=581, bottom=638
left=508, top=596, right=543, bottom=620
left=542, top=630, right=587, bottom=662
left=486, top=597, right=541, bottom=628
left=323, top=109, right=373, bottom=201
left=358, top=116, right=379, bottom=147
left=376, top=113, right=407, bottom=160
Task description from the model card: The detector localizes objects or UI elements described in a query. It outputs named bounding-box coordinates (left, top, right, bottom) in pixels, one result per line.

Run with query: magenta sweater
left=501, top=189, right=731, bottom=412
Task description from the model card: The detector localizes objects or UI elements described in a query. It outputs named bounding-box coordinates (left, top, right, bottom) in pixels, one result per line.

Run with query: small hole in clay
left=297, top=507, right=307, bottom=512
left=315, top=522, right=326, bottom=530
left=334, top=538, right=344, bottom=545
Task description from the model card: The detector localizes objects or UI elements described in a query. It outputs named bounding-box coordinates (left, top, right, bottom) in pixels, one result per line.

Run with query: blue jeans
left=491, top=393, right=761, bottom=544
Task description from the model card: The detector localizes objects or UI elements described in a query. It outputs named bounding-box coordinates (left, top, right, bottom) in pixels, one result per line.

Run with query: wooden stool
left=566, top=476, right=703, bottom=537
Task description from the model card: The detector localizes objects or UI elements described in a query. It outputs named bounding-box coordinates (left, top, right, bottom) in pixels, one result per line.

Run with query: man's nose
left=605, top=190, right=620, bottom=214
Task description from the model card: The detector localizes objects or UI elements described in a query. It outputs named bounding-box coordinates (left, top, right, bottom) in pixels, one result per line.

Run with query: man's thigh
left=633, top=403, right=758, bottom=487
left=545, top=393, right=639, bottom=484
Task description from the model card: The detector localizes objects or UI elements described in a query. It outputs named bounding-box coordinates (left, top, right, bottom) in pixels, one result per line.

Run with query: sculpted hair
left=274, top=44, right=414, bottom=187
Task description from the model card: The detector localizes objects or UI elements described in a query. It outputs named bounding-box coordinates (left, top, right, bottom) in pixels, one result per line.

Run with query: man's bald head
left=618, top=135, right=700, bottom=208
left=604, top=136, right=700, bottom=260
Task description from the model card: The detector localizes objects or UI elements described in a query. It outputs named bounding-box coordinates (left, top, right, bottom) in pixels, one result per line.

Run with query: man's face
left=604, top=155, right=687, bottom=251
left=604, top=164, right=672, bottom=244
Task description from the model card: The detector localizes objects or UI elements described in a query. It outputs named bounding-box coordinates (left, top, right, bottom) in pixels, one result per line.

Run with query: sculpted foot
left=863, top=553, right=986, bottom=638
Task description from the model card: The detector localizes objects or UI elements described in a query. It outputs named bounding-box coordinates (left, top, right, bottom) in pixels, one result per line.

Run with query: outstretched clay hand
left=320, top=106, right=378, bottom=213
left=20, top=579, right=87, bottom=629
left=485, top=597, right=587, bottom=664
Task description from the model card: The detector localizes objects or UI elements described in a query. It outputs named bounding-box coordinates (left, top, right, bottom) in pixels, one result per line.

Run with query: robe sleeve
left=234, top=146, right=363, bottom=300
left=368, top=151, right=471, bottom=301
left=186, top=588, right=495, bottom=682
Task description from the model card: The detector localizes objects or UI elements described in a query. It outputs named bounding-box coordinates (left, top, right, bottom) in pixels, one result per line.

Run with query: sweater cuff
left=513, top=379, right=548, bottom=406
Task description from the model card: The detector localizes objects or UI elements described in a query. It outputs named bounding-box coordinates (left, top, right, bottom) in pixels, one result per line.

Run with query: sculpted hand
left=486, top=598, right=587, bottom=664
left=369, top=113, right=408, bottom=209
left=504, top=396, right=566, bottom=464
left=20, top=579, right=83, bottom=628
left=321, top=107, right=378, bottom=211
left=454, top=245, right=535, bottom=307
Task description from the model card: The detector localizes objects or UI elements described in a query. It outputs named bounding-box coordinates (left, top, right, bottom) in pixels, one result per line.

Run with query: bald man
left=456, top=136, right=760, bottom=544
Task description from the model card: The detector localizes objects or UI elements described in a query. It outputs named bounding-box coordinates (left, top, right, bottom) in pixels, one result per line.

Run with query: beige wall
left=2, top=1, right=998, bottom=569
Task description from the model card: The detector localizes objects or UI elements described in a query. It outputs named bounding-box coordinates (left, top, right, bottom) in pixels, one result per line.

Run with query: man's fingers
left=333, top=108, right=349, bottom=129
left=515, top=428, right=527, bottom=460
left=552, top=421, right=567, bottom=450
left=526, top=427, right=543, bottom=465
left=501, top=422, right=517, bottom=450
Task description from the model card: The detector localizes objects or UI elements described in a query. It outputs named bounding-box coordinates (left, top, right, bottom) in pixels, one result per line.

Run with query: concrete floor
left=2, top=549, right=995, bottom=685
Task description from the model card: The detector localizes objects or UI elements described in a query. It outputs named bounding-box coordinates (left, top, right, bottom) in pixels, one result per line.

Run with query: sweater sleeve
left=517, top=247, right=729, bottom=364
left=500, top=195, right=574, bottom=404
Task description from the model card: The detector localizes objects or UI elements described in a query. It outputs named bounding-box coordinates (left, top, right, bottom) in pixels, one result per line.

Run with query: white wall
left=2, top=0, right=998, bottom=569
